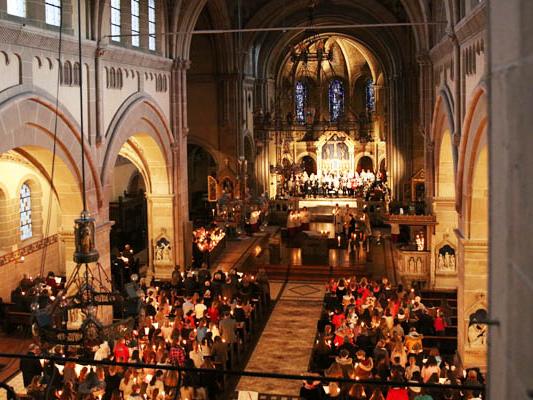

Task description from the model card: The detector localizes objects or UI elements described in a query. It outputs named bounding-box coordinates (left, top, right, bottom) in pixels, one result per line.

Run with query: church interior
left=0, top=0, right=531, bottom=399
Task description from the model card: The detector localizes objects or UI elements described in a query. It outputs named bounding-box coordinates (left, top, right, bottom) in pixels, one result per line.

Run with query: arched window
left=328, top=79, right=344, bottom=122
left=365, top=79, right=375, bottom=113
left=295, top=81, right=307, bottom=124
left=20, top=183, right=32, bottom=240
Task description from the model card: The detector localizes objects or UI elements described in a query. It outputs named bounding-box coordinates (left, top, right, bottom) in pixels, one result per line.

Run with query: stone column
left=430, top=198, right=458, bottom=288
left=170, top=58, right=192, bottom=270
left=456, top=235, right=487, bottom=370
left=488, top=1, right=533, bottom=398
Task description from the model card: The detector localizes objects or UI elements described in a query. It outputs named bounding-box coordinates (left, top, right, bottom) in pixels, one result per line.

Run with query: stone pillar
left=456, top=235, right=487, bottom=370
left=488, top=1, right=533, bottom=398
left=59, top=230, right=76, bottom=277
left=431, top=197, right=458, bottom=288
left=170, top=58, right=192, bottom=270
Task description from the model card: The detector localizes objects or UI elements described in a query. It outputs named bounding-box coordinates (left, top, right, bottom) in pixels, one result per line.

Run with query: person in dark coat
left=20, top=344, right=43, bottom=387
left=300, top=379, right=326, bottom=400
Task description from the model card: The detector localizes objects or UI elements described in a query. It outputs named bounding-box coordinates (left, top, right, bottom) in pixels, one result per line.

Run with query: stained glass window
left=365, top=79, right=375, bottom=113
left=110, top=0, right=121, bottom=42
left=329, top=79, right=344, bottom=122
left=45, top=0, right=61, bottom=26
left=7, top=0, right=26, bottom=18
left=148, top=0, right=156, bottom=51
left=131, top=0, right=140, bottom=47
left=20, top=183, right=32, bottom=240
left=295, top=81, right=307, bottom=124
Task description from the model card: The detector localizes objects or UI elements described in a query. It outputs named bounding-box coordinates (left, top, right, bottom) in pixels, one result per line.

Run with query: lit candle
left=337, top=235, right=341, bottom=247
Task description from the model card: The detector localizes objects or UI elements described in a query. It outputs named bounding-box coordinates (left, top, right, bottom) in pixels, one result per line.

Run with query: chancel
left=0, top=0, right=530, bottom=399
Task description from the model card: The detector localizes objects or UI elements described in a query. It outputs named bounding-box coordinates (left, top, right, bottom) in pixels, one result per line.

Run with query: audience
left=17, top=267, right=268, bottom=400
left=302, top=276, right=485, bottom=400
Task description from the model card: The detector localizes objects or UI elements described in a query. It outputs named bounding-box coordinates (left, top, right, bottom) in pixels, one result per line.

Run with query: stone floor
left=236, top=283, right=325, bottom=396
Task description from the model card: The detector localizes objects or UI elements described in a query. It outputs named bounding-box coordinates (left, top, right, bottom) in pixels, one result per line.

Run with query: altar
left=266, top=129, right=387, bottom=199
left=316, top=131, right=355, bottom=176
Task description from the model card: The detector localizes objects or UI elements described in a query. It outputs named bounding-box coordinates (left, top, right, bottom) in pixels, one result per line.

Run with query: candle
left=337, top=235, right=341, bottom=247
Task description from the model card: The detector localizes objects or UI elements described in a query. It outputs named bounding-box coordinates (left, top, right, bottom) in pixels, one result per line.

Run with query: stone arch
left=102, top=95, right=173, bottom=196
left=354, top=151, right=375, bottom=172
left=457, top=85, right=488, bottom=216
left=357, top=155, right=374, bottom=173
left=431, top=88, right=456, bottom=199
left=101, top=96, right=174, bottom=274
left=467, top=146, right=488, bottom=240
left=296, top=151, right=317, bottom=164
left=0, top=88, right=102, bottom=210
left=186, top=135, right=224, bottom=168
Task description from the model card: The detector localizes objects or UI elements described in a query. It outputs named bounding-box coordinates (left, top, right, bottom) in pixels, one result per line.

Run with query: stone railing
left=393, top=247, right=430, bottom=286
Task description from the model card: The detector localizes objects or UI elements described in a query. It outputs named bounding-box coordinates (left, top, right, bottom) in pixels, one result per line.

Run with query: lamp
left=31, top=0, right=133, bottom=350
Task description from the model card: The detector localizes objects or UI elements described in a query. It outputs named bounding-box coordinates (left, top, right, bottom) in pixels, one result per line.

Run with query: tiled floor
left=2, top=373, right=25, bottom=400
left=236, top=283, right=324, bottom=397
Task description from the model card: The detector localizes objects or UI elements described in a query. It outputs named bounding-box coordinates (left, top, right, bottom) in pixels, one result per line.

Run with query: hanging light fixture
left=32, top=0, right=133, bottom=350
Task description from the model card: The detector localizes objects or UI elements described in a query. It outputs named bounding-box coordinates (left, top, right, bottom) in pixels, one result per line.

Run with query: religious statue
left=155, top=237, right=171, bottom=263
left=468, top=308, right=488, bottom=347
left=415, top=233, right=425, bottom=251
left=437, top=245, right=456, bottom=271
left=81, top=226, right=92, bottom=254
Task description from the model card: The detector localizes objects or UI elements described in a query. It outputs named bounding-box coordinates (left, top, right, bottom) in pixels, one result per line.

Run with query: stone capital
left=173, top=58, right=191, bottom=71
left=416, top=52, right=432, bottom=66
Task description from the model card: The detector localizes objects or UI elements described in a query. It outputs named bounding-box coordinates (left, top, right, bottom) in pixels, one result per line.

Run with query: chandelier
left=290, top=39, right=333, bottom=63
left=32, top=0, right=133, bottom=350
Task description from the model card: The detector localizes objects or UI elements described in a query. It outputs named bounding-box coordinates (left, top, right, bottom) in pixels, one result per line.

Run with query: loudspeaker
left=124, top=283, right=139, bottom=299
left=34, top=309, right=52, bottom=328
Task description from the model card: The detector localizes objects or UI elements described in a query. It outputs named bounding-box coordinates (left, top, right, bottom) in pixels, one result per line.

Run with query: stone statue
left=437, top=253, right=444, bottom=270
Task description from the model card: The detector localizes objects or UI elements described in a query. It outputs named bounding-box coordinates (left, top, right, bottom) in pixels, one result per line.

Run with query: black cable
left=77, top=0, right=86, bottom=211
left=0, top=352, right=485, bottom=393
left=39, top=0, right=63, bottom=278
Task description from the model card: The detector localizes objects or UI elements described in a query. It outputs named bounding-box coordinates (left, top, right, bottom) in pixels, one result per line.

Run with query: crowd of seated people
left=305, top=276, right=484, bottom=400
left=18, top=265, right=270, bottom=400
left=2, top=272, right=64, bottom=317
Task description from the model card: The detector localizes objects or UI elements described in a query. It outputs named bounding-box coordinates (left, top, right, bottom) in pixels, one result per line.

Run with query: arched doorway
left=187, top=144, right=217, bottom=223
left=109, top=155, right=148, bottom=263
left=300, top=155, right=317, bottom=175
left=357, top=155, right=374, bottom=173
